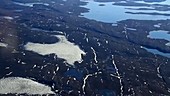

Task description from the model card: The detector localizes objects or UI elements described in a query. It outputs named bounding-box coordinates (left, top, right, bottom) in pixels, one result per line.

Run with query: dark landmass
left=126, top=11, right=170, bottom=16
left=126, top=7, right=170, bottom=12
left=99, top=4, right=106, bottom=6
left=143, top=0, right=166, bottom=2
left=94, top=0, right=166, bottom=3
left=113, top=1, right=150, bottom=6
left=127, top=5, right=170, bottom=12
left=0, top=0, right=170, bottom=96
left=126, top=8, right=155, bottom=10
left=112, top=0, right=170, bottom=12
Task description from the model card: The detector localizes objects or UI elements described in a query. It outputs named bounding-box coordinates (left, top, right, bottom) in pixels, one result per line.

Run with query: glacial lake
left=146, top=30, right=170, bottom=58
left=80, top=1, right=170, bottom=23
left=147, top=30, right=170, bottom=41
left=144, top=47, right=170, bottom=58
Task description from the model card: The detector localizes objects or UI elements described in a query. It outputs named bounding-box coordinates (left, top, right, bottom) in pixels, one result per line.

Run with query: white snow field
left=0, top=77, right=55, bottom=95
left=24, top=35, right=86, bottom=65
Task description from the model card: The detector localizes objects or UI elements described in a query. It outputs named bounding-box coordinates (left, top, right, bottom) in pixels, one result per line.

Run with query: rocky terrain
left=0, top=0, right=170, bottom=96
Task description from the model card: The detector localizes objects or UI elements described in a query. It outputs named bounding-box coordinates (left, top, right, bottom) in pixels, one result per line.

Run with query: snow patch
left=166, top=42, right=170, bottom=46
left=0, top=16, right=13, bottom=20
left=2, top=16, right=14, bottom=20
left=0, top=42, right=8, bottom=47
left=24, top=35, right=86, bottom=65
left=13, top=2, right=49, bottom=7
left=154, top=24, right=161, bottom=28
left=0, top=77, right=55, bottom=95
